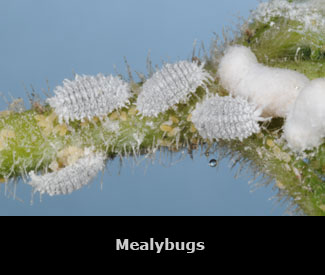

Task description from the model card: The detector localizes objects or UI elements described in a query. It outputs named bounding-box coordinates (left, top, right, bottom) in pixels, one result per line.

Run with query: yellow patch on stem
left=190, top=124, right=197, bottom=133
left=35, top=112, right=58, bottom=136
left=0, top=141, right=5, bottom=151
left=0, top=111, right=12, bottom=118
left=266, top=139, right=275, bottom=148
left=157, top=139, right=172, bottom=147
left=273, top=146, right=282, bottom=155
left=168, top=127, right=180, bottom=137
left=0, top=129, right=16, bottom=151
left=57, top=146, right=84, bottom=167
left=120, top=111, right=128, bottom=121
left=281, top=153, right=291, bottom=163
left=53, top=124, right=68, bottom=136
left=81, top=120, right=90, bottom=128
left=0, top=129, right=15, bottom=139
left=257, top=132, right=264, bottom=138
left=160, top=124, right=173, bottom=133
left=35, top=114, right=45, bottom=122
left=128, top=107, right=139, bottom=116
left=109, top=112, right=119, bottom=121
left=93, top=117, right=100, bottom=123
left=169, top=116, right=179, bottom=124
left=49, top=160, right=60, bottom=172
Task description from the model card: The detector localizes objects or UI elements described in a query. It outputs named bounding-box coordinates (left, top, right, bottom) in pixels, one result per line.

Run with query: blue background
left=0, top=0, right=287, bottom=216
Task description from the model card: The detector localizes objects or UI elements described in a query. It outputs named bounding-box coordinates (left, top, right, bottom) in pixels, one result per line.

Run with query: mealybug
left=192, top=95, right=263, bottom=141
left=47, top=74, right=131, bottom=124
left=136, top=61, right=213, bottom=117
left=28, top=152, right=106, bottom=196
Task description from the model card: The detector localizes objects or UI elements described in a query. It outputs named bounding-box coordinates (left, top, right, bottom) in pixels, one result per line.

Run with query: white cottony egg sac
left=136, top=60, right=213, bottom=117
left=218, top=45, right=310, bottom=118
left=47, top=74, right=132, bottom=124
left=284, top=79, right=325, bottom=152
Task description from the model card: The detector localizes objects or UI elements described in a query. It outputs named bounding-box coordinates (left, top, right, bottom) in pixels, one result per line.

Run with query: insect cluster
left=20, top=43, right=325, bottom=195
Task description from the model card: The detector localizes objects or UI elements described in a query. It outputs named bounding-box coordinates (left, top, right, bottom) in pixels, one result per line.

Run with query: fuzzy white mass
left=284, top=79, right=325, bottom=152
left=47, top=74, right=131, bottom=124
left=191, top=95, right=263, bottom=141
left=28, top=153, right=106, bottom=196
left=218, top=45, right=310, bottom=118
left=136, top=61, right=213, bottom=117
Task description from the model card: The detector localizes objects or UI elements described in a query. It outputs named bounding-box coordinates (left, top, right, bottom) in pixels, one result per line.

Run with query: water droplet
left=209, top=159, right=218, bottom=168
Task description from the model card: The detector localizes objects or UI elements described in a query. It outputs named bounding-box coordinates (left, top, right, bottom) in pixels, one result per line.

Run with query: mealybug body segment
left=47, top=74, right=131, bottom=124
left=28, top=152, right=106, bottom=196
left=136, top=61, right=213, bottom=117
left=192, top=95, right=263, bottom=141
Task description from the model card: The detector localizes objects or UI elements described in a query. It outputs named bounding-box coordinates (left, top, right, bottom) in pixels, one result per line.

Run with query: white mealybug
left=218, top=45, right=310, bottom=118
left=191, top=95, right=263, bottom=141
left=284, top=79, right=325, bottom=152
left=28, top=152, right=106, bottom=196
left=136, top=61, right=213, bottom=117
left=47, top=74, right=132, bottom=124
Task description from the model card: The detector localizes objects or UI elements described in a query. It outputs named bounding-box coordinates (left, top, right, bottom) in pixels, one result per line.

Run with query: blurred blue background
left=0, top=0, right=287, bottom=216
